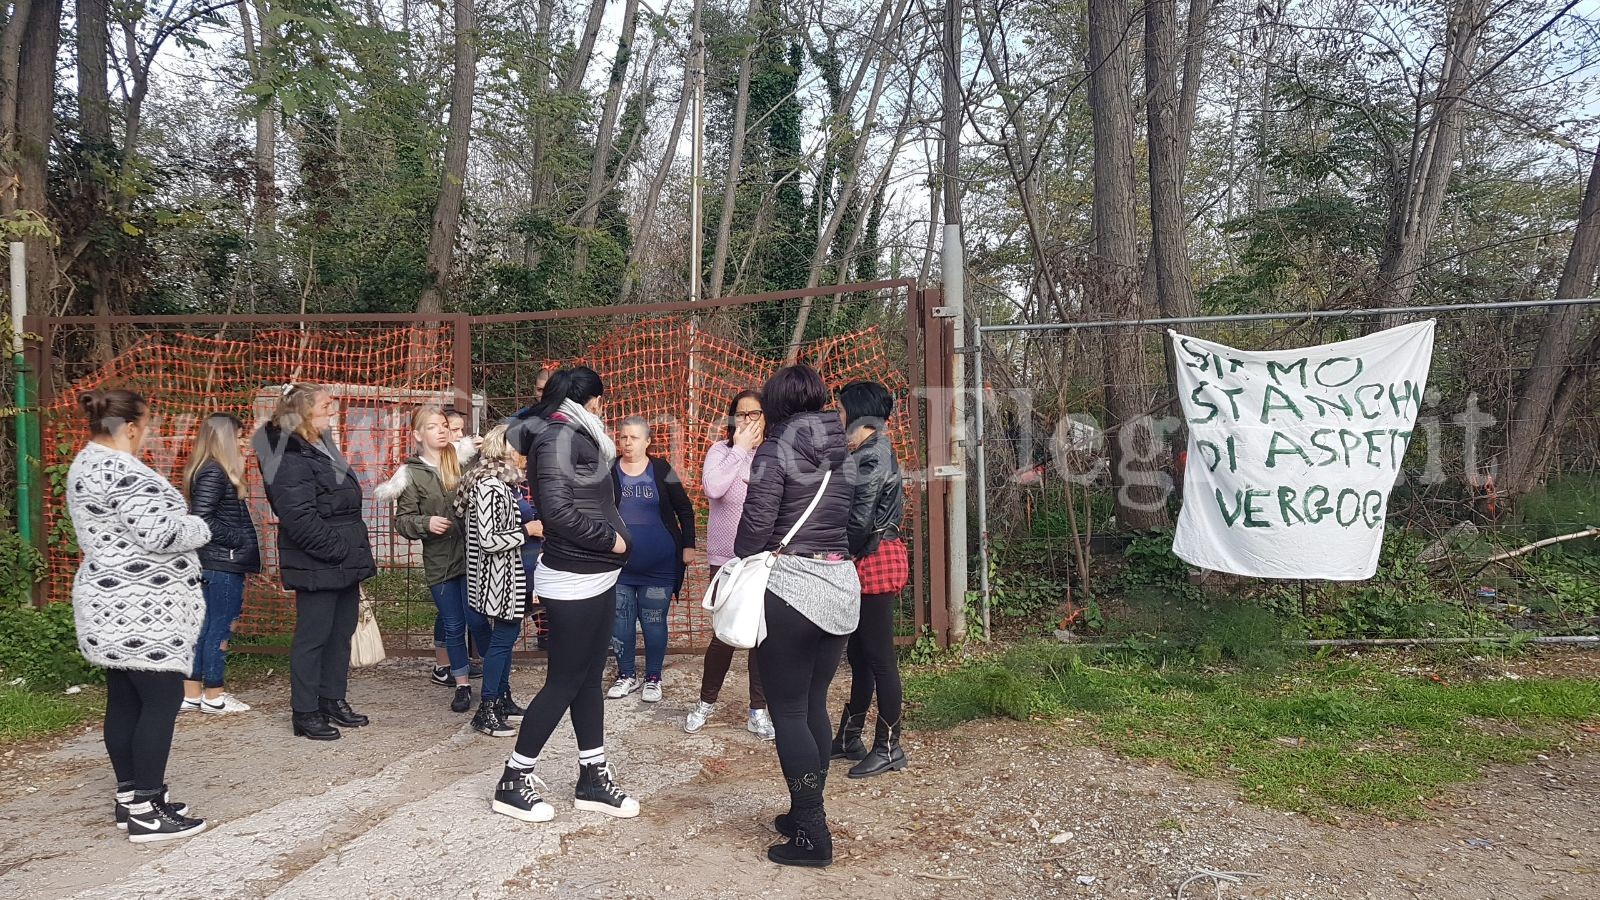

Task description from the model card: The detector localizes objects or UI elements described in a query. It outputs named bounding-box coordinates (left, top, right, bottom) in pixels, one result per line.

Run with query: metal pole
left=9, top=241, right=31, bottom=549
left=972, top=315, right=990, bottom=642
left=976, top=296, right=1600, bottom=334
left=687, top=38, right=705, bottom=304
left=941, top=0, right=968, bottom=646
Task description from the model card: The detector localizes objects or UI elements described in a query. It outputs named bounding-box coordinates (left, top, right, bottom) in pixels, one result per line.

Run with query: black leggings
left=847, top=592, right=903, bottom=725
left=104, top=669, right=185, bottom=793
left=760, top=591, right=847, bottom=782
left=513, top=586, right=615, bottom=760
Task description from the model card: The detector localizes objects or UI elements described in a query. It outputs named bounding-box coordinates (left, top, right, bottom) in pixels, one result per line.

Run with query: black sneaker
left=451, top=685, right=473, bottom=713
left=126, top=798, right=207, bottom=844
left=431, top=666, right=452, bottom=687
left=574, top=762, right=640, bottom=818
left=472, top=702, right=516, bottom=737
left=491, top=766, right=555, bottom=823
left=497, top=694, right=525, bottom=725
left=115, top=789, right=188, bottom=830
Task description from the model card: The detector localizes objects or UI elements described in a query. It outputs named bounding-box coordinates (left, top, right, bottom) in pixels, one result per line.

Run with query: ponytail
left=529, top=366, right=604, bottom=420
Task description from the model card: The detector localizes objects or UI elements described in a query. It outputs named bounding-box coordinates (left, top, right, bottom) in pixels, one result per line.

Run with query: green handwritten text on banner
left=1170, top=321, right=1436, bottom=581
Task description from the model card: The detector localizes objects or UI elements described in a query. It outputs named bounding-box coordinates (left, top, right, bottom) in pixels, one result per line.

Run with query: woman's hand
left=681, top=547, right=694, bottom=565
left=612, top=533, right=629, bottom=555
left=428, top=516, right=454, bottom=535
left=524, top=519, right=544, bottom=538
left=733, top=418, right=761, bottom=451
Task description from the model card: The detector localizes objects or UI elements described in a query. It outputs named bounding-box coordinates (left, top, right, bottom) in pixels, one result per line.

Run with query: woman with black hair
left=493, top=366, right=639, bottom=824
left=685, top=388, right=772, bottom=739
left=735, top=364, right=859, bottom=868
left=835, top=381, right=909, bottom=778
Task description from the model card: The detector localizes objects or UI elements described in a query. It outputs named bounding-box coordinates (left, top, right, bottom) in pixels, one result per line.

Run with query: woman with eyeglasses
left=684, top=389, right=773, bottom=740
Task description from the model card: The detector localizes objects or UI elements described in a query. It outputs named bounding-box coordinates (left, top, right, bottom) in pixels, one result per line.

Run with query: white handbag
left=702, top=470, right=833, bottom=649
left=350, top=591, right=387, bottom=667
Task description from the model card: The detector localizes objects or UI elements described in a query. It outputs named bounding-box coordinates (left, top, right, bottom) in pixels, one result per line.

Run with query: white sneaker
left=685, top=700, right=715, bottom=734
left=748, top=708, right=776, bottom=741
left=180, top=698, right=201, bottom=714
left=607, top=677, right=642, bottom=700
left=642, top=680, right=662, bottom=703
left=200, top=694, right=252, bottom=715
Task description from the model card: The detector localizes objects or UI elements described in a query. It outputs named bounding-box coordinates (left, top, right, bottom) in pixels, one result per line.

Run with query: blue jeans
left=466, top=607, right=519, bottom=701
left=191, top=570, right=246, bottom=688
left=613, top=584, right=671, bottom=680
left=431, top=576, right=471, bottom=677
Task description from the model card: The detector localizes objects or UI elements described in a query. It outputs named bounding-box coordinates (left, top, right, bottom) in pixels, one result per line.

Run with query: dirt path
left=1, top=662, right=1596, bottom=899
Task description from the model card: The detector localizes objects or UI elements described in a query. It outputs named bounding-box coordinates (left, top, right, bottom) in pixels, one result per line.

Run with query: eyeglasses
left=734, top=410, right=763, bottom=421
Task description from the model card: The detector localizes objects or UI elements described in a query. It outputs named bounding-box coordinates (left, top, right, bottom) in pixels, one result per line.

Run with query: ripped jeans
left=612, top=583, right=671, bottom=681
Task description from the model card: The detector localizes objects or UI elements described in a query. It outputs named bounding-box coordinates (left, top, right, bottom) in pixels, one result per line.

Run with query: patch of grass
left=0, top=686, right=102, bottom=744
left=906, top=642, right=1600, bottom=819
left=365, top=570, right=437, bottom=635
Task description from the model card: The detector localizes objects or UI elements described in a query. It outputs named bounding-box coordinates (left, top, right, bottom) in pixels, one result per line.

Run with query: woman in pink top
left=685, top=389, right=773, bottom=740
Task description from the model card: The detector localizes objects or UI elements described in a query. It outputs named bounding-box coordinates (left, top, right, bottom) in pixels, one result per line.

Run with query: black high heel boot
left=849, top=718, right=908, bottom=778
left=292, top=711, right=340, bottom=741
left=829, top=704, right=868, bottom=761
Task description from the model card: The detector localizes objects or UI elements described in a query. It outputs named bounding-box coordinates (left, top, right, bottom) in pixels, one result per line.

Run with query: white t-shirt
left=534, top=559, right=620, bottom=601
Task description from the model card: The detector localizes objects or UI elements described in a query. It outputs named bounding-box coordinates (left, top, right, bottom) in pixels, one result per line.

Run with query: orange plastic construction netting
left=42, top=318, right=916, bottom=650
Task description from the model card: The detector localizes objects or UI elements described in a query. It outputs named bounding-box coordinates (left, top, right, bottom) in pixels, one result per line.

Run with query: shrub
left=0, top=601, right=101, bottom=689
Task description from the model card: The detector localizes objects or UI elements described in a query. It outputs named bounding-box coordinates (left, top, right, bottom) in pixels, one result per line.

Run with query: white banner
left=1170, top=321, right=1436, bottom=580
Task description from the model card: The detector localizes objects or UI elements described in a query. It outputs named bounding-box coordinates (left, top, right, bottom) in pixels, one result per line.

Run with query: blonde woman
left=180, top=414, right=260, bottom=715
left=377, top=405, right=475, bottom=712
left=254, top=383, right=377, bottom=741
left=454, top=425, right=530, bottom=737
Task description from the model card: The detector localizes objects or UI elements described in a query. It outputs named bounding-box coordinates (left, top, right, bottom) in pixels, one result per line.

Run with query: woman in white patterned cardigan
left=455, top=424, right=532, bottom=738
left=66, top=388, right=213, bottom=844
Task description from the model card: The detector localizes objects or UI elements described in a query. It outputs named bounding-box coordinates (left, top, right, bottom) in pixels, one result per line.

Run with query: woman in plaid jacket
left=834, top=381, right=909, bottom=779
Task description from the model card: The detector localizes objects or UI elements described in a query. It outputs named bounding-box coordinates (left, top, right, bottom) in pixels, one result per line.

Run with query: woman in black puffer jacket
left=181, top=414, right=261, bottom=715
left=493, top=366, right=639, bottom=826
left=735, top=364, right=859, bottom=869
left=253, top=384, right=377, bottom=741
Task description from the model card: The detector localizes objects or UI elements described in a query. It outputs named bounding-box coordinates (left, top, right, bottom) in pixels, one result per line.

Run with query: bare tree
left=1089, top=0, right=1168, bottom=530
left=1373, top=0, right=1490, bottom=315
left=241, top=0, right=278, bottom=277
left=706, top=0, right=761, bottom=300
left=1499, top=143, right=1600, bottom=498
left=13, top=0, right=62, bottom=319
left=572, top=0, right=642, bottom=276
left=417, top=0, right=478, bottom=314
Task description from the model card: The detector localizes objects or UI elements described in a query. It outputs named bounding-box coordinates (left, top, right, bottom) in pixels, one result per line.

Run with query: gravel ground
left=1, top=659, right=1595, bottom=899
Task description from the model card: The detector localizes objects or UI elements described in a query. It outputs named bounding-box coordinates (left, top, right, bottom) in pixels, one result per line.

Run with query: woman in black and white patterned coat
left=66, top=388, right=213, bottom=844
left=455, top=424, right=530, bottom=738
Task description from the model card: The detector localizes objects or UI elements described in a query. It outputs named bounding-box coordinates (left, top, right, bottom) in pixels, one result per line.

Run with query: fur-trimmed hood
left=374, top=437, right=478, bottom=502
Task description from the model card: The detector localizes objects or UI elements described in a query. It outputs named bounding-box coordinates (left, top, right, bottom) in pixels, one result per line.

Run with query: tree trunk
left=243, top=0, right=278, bottom=269
left=1499, top=143, right=1600, bottom=497
left=784, top=0, right=908, bottom=359
left=1145, top=0, right=1194, bottom=321
left=706, top=0, right=761, bottom=299
left=15, top=0, right=60, bottom=319
left=1089, top=0, right=1167, bottom=531
left=1373, top=0, right=1489, bottom=315
left=571, top=0, right=640, bottom=276
left=619, top=0, right=701, bottom=303
left=76, top=0, right=115, bottom=361
left=1176, top=0, right=1212, bottom=151
left=416, top=0, right=478, bottom=314
left=0, top=0, right=32, bottom=192
left=521, top=0, right=554, bottom=268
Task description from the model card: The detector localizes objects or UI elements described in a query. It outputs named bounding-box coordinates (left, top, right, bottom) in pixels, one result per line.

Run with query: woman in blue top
left=608, top=417, right=696, bottom=703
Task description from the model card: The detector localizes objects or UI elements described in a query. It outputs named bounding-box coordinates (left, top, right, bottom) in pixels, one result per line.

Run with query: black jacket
left=611, top=457, right=697, bottom=552
left=190, top=461, right=261, bottom=574
left=735, top=411, right=855, bottom=558
left=253, top=423, right=377, bottom=593
left=846, top=431, right=904, bottom=559
left=521, top=414, right=631, bottom=575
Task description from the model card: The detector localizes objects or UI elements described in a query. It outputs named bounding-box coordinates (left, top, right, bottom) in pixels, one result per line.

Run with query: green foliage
left=0, top=529, right=43, bottom=607
left=907, top=643, right=1600, bottom=818
left=1517, top=476, right=1600, bottom=547
left=0, top=686, right=102, bottom=744
left=0, top=602, right=102, bottom=689
left=1114, top=530, right=1197, bottom=600
left=364, top=569, right=437, bottom=635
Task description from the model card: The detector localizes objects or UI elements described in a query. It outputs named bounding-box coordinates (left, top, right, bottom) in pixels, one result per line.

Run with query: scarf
left=559, top=398, right=616, bottom=464
left=453, top=454, right=523, bottom=522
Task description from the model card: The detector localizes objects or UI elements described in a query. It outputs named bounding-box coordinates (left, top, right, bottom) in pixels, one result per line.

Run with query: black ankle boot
left=768, top=802, right=831, bottom=867
left=319, top=697, right=370, bottom=728
left=829, top=704, right=867, bottom=761
left=849, top=718, right=908, bottom=778
left=292, top=711, right=340, bottom=741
